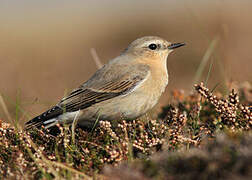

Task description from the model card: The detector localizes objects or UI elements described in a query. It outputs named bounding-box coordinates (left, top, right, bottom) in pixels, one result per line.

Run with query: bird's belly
left=118, top=91, right=159, bottom=118
left=77, top=90, right=160, bottom=127
left=78, top=75, right=167, bottom=128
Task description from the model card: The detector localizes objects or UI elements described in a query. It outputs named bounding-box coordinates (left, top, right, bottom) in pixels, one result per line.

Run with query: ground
left=0, top=82, right=251, bottom=179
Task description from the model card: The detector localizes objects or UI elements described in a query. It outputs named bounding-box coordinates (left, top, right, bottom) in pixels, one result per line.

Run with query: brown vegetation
left=0, top=82, right=251, bottom=179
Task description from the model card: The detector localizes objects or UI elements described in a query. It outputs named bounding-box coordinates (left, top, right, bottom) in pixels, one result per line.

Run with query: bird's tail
left=25, top=106, right=63, bottom=130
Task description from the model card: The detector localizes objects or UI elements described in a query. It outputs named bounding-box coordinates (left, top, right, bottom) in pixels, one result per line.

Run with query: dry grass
left=0, top=82, right=251, bottom=179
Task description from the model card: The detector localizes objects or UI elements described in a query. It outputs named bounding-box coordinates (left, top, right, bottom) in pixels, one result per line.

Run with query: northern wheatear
left=25, top=36, right=185, bottom=129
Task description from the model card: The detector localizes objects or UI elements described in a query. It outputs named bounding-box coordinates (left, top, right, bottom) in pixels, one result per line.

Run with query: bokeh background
left=0, top=0, right=251, bottom=125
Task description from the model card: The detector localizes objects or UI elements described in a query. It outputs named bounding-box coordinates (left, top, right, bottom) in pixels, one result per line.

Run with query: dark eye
left=148, top=43, right=157, bottom=50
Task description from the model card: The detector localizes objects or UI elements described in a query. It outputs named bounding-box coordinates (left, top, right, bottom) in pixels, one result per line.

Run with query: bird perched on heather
left=25, top=36, right=185, bottom=130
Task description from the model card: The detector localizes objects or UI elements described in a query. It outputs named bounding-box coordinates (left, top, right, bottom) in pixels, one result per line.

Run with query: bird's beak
left=167, top=42, right=185, bottom=50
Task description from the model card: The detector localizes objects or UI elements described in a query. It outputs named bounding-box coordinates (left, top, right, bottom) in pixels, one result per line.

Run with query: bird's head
left=124, top=36, right=185, bottom=62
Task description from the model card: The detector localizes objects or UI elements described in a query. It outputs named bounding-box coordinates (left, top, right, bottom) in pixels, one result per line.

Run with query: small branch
left=0, top=93, right=12, bottom=123
left=193, top=36, right=219, bottom=85
left=71, top=110, right=80, bottom=144
left=90, top=48, right=103, bottom=69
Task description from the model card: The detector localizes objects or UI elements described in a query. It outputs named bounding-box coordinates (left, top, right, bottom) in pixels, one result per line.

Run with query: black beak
left=167, top=42, right=185, bottom=50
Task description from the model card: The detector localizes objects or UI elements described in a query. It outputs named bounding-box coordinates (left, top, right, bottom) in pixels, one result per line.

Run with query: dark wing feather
left=59, top=76, right=145, bottom=112
left=25, top=106, right=63, bottom=129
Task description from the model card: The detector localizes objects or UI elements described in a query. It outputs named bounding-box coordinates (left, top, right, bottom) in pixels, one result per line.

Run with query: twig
left=71, top=110, right=80, bottom=144
left=0, top=93, right=12, bottom=123
left=90, top=48, right=103, bottom=69
left=50, top=161, right=92, bottom=180
left=193, top=36, right=219, bottom=85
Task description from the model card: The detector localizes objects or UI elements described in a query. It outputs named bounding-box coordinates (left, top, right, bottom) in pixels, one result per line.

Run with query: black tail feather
left=25, top=106, right=63, bottom=130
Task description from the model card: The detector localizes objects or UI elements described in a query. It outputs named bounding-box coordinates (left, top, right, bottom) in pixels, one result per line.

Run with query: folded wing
left=25, top=63, right=150, bottom=129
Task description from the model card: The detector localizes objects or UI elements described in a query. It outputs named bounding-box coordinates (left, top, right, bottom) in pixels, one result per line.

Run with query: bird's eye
left=148, top=43, right=157, bottom=50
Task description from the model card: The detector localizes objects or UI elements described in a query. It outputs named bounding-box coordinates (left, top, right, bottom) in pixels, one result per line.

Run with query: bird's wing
left=58, top=63, right=150, bottom=112
left=25, top=63, right=150, bottom=129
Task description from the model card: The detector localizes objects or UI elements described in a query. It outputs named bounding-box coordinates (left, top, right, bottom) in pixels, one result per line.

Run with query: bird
left=25, top=36, right=185, bottom=130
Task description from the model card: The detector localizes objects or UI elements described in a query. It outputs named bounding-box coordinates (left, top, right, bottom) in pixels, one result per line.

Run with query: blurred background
left=0, top=0, right=251, bottom=125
